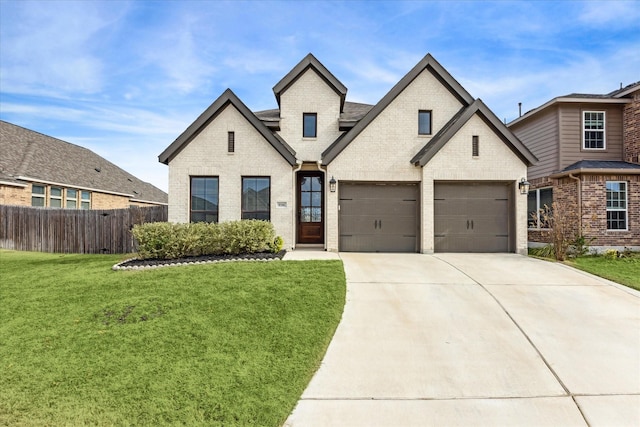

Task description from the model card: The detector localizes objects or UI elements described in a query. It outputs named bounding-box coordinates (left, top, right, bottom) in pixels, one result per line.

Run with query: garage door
left=434, top=182, right=511, bottom=252
left=339, top=183, right=419, bottom=252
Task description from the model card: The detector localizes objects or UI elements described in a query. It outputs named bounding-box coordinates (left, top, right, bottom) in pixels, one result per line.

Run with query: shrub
left=603, top=249, right=619, bottom=260
left=132, top=220, right=281, bottom=260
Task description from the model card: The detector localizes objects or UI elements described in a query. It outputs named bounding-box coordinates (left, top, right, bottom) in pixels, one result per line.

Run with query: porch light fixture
left=329, top=176, right=337, bottom=192
left=518, top=178, right=530, bottom=195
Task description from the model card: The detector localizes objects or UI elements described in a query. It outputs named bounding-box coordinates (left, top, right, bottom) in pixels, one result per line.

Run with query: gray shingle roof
left=561, top=160, right=640, bottom=172
left=0, top=120, right=167, bottom=204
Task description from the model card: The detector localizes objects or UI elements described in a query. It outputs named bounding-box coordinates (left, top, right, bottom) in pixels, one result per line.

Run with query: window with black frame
left=242, top=177, right=270, bottom=220
left=190, top=177, right=219, bottom=223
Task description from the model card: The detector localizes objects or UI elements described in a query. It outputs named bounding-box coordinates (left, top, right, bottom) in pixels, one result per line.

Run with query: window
left=303, top=113, right=317, bottom=138
left=242, top=177, right=270, bottom=220
left=31, top=184, right=45, bottom=207
left=228, top=131, right=235, bottom=153
left=66, top=189, right=77, bottom=208
left=418, top=110, right=432, bottom=135
left=191, top=177, right=218, bottom=223
left=80, top=191, right=91, bottom=209
left=606, top=181, right=627, bottom=230
left=583, top=111, right=605, bottom=149
left=472, top=135, right=479, bottom=157
left=50, top=187, right=63, bottom=208
left=527, top=187, right=553, bottom=228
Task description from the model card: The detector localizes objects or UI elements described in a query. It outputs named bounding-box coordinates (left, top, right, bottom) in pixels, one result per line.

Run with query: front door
left=297, top=172, right=324, bottom=244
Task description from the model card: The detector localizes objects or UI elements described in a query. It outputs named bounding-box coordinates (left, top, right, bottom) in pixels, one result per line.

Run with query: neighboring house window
left=66, top=189, right=77, bottom=208
left=527, top=187, right=553, bottom=228
left=228, top=131, right=235, bottom=153
left=303, top=113, right=317, bottom=138
left=80, top=191, right=91, bottom=209
left=606, top=181, right=627, bottom=230
left=472, top=135, right=479, bottom=157
left=418, top=110, right=432, bottom=135
left=583, top=111, right=605, bottom=149
left=191, top=177, right=218, bottom=223
left=50, top=187, right=63, bottom=208
left=242, top=177, right=270, bottom=221
left=31, top=184, right=45, bottom=207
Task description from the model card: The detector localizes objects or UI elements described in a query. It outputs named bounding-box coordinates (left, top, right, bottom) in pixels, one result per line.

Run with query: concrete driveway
left=285, top=253, right=640, bottom=426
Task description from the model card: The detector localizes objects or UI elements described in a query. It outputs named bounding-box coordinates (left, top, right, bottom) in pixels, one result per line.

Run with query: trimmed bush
left=132, top=220, right=280, bottom=260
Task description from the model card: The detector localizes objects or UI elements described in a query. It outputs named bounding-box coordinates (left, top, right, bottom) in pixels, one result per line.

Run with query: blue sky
left=1, top=0, right=638, bottom=192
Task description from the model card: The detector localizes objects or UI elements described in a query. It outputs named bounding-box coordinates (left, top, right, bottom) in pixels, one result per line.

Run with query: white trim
left=0, top=179, right=28, bottom=188
left=582, top=110, right=606, bottom=150
left=16, top=176, right=134, bottom=198
left=130, top=198, right=168, bottom=206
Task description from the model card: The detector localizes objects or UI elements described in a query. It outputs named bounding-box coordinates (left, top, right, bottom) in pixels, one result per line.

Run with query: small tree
left=538, top=200, right=578, bottom=261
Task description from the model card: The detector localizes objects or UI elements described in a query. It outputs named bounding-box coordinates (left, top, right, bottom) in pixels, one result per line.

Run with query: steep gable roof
left=158, top=89, right=297, bottom=166
left=0, top=120, right=167, bottom=204
left=273, top=53, right=347, bottom=111
left=411, top=99, right=537, bottom=167
left=322, top=53, right=475, bottom=164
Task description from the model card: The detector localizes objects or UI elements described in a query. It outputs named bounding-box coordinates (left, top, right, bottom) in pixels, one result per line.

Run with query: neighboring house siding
left=511, top=106, right=559, bottom=180
left=167, top=104, right=294, bottom=247
left=623, top=92, right=640, bottom=163
left=278, top=69, right=342, bottom=161
left=422, top=115, right=529, bottom=254
left=558, top=104, right=624, bottom=169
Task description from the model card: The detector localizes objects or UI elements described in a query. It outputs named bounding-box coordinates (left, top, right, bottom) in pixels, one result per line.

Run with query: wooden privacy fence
left=0, top=205, right=167, bottom=254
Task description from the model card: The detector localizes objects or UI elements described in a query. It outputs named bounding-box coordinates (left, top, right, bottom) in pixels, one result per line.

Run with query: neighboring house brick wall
left=0, top=184, right=30, bottom=206
left=278, top=69, right=342, bottom=161
left=623, top=92, right=640, bottom=163
left=91, top=192, right=132, bottom=209
left=167, top=104, right=295, bottom=248
left=581, top=176, right=640, bottom=247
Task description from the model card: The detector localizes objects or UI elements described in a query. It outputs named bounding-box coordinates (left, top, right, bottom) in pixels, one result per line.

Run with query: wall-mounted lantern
left=329, top=176, right=337, bottom=193
left=518, top=178, right=530, bottom=195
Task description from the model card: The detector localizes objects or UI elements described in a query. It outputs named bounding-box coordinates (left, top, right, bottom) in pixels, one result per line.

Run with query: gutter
left=549, top=168, right=640, bottom=179
left=291, top=160, right=303, bottom=250
left=0, top=179, right=28, bottom=188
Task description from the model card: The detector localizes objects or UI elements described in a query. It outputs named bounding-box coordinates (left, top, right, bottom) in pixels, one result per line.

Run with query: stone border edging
left=112, top=253, right=284, bottom=271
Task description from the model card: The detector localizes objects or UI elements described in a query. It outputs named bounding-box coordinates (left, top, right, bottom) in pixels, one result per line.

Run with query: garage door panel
left=434, top=183, right=511, bottom=253
left=339, top=183, right=418, bottom=252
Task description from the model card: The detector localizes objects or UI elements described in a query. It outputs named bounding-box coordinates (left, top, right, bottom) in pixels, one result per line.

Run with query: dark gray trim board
left=158, top=89, right=297, bottom=166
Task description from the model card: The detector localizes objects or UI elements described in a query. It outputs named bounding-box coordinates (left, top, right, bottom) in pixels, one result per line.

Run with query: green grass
left=0, top=250, right=346, bottom=426
left=567, top=254, right=640, bottom=291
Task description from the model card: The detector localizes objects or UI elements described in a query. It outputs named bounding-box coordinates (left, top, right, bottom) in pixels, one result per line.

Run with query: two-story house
left=509, top=82, right=640, bottom=251
left=159, top=53, right=537, bottom=254
left=0, top=120, right=168, bottom=209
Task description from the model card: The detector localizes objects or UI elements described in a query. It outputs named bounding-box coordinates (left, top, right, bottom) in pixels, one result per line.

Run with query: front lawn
left=567, top=254, right=640, bottom=291
left=0, top=250, right=346, bottom=426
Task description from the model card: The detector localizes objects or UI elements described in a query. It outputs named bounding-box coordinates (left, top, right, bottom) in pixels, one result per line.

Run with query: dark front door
left=297, top=172, right=324, bottom=244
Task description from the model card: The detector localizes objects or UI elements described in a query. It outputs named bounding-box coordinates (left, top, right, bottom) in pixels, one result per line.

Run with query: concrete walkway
left=284, top=253, right=640, bottom=426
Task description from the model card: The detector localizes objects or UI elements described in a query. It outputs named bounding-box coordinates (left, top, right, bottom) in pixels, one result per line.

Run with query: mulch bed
left=113, top=250, right=286, bottom=271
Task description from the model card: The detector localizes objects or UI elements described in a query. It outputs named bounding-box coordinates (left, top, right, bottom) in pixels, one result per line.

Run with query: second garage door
left=339, top=182, right=419, bottom=252
left=434, top=182, right=512, bottom=252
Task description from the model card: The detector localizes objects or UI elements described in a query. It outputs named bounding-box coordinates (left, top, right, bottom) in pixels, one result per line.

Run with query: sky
left=1, top=0, right=639, bottom=193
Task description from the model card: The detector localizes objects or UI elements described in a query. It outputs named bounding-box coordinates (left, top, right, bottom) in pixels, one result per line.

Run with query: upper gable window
left=303, top=113, right=317, bottom=138
left=583, top=111, right=605, bottom=149
left=418, top=110, right=432, bottom=135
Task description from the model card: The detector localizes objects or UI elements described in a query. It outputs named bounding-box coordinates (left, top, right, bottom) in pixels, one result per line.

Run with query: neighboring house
left=0, top=120, right=168, bottom=209
left=159, top=53, right=537, bottom=254
left=509, top=82, right=640, bottom=250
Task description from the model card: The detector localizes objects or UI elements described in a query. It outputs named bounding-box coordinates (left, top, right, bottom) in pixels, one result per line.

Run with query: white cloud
left=579, top=0, right=640, bottom=26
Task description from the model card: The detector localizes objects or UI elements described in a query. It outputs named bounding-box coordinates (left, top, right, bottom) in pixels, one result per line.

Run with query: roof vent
left=127, top=178, right=133, bottom=182
left=95, top=167, right=101, bottom=172
left=133, top=190, right=139, bottom=195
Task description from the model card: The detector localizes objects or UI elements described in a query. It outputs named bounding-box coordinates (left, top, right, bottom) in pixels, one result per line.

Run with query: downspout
left=568, top=174, right=582, bottom=234
left=292, top=160, right=303, bottom=250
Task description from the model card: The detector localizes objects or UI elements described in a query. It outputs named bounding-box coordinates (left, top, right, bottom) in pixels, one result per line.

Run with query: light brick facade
left=164, top=54, right=534, bottom=254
